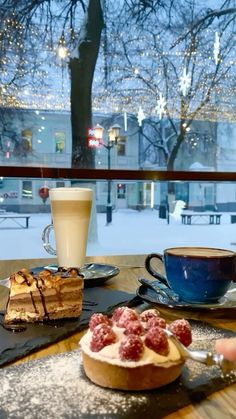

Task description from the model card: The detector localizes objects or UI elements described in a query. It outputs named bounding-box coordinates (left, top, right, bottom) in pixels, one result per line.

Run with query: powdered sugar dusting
left=191, top=322, right=230, bottom=341
left=0, top=322, right=235, bottom=418
left=0, top=351, right=147, bottom=418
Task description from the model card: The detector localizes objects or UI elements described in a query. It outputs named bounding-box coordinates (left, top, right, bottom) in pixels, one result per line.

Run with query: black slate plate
left=0, top=321, right=235, bottom=419
left=0, top=287, right=140, bottom=367
left=37, top=263, right=120, bottom=287
left=137, top=282, right=236, bottom=317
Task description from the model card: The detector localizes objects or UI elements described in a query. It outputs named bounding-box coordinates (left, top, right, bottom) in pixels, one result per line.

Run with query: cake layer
left=4, top=268, right=84, bottom=323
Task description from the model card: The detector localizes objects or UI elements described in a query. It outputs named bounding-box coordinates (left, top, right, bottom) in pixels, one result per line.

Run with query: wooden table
left=0, top=254, right=236, bottom=418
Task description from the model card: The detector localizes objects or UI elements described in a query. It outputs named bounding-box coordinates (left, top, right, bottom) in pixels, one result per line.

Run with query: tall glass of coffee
left=42, top=187, right=93, bottom=268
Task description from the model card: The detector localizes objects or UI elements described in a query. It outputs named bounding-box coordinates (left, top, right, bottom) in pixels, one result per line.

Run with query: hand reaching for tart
left=215, top=337, right=236, bottom=362
left=80, top=307, right=192, bottom=390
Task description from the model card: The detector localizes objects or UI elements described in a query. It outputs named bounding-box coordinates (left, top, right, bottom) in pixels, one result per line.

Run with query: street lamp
left=93, top=124, right=104, bottom=141
left=94, top=123, right=121, bottom=225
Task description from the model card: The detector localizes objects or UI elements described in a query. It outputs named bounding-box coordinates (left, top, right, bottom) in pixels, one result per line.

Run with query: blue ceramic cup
left=145, top=247, right=236, bottom=304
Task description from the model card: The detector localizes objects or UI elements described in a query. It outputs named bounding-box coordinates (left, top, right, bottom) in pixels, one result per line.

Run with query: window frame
left=1, top=166, right=236, bottom=183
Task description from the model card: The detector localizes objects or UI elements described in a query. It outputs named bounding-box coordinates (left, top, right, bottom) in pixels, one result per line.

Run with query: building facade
left=0, top=107, right=236, bottom=213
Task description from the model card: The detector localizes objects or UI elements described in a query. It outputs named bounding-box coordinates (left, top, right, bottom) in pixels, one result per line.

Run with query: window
left=117, top=136, right=127, bottom=156
left=117, top=183, right=126, bottom=199
left=0, top=3, right=235, bottom=217
left=56, top=181, right=65, bottom=188
left=21, top=130, right=33, bottom=152
left=22, top=181, right=33, bottom=199
left=55, top=131, right=65, bottom=153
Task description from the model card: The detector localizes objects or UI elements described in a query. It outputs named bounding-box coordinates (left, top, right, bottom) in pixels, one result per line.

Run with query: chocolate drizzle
left=17, top=271, right=40, bottom=317
left=30, top=291, right=39, bottom=315
left=55, top=288, right=63, bottom=307
left=0, top=322, right=26, bottom=333
left=34, top=277, right=49, bottom=321
left=18, top=270, right=31, bottom=286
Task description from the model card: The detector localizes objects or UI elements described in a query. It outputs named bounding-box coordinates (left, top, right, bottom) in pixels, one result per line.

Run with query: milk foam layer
left=49, top=187, right=93, bottom=201
left=166, top=247, right=234, bottom=258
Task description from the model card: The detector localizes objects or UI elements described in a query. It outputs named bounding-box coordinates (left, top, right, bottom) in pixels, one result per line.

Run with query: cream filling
left=80, top=326, right=182, bottom=368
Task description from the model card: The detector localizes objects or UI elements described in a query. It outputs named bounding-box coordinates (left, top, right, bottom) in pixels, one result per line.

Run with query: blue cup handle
left=145, top=253, right=170, bottom=288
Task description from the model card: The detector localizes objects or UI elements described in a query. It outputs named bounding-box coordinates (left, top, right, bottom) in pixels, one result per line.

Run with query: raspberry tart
left=80, top=307, right=192, bottom=390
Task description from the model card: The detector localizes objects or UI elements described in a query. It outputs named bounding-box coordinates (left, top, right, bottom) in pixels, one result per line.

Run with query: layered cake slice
left=4, top=268, right=84, bottom=323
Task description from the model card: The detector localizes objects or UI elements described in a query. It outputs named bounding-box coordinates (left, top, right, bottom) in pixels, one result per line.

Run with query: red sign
left=87, top=128, right=100, bottom=148
left=88, top=137, right=100, bottom=148
left=39, top=186, right=49, bottom=202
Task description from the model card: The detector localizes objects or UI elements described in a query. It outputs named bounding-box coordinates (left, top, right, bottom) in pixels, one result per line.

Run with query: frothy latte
left=48, top=188, right=93, bottom=268
left=166, top=247, right=234, bottom=258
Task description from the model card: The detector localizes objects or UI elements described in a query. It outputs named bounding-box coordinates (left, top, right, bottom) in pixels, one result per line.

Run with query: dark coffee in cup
left=145, top=247, right=236, bottom=304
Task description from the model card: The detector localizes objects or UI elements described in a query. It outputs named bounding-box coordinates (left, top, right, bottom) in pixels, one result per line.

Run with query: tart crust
left=82, top=351, right=184, bottom=390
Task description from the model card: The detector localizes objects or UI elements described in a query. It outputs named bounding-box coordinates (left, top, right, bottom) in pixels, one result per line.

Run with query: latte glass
left=42, top=187, right=93, bottom=268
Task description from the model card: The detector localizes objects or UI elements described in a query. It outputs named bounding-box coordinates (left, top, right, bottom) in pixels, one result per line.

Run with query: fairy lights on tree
left=0, top=1, right=235, bottom=125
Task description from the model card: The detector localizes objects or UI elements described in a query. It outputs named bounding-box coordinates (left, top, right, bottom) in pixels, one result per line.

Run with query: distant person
left=215, top=337, right=236, bottom=361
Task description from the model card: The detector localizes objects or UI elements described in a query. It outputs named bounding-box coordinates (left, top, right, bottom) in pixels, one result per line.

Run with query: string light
left=213, top=32, right=220, bottom=65
left=179, top=68, right=191, bottom=96
left=57, top=34, right=68, bottom=60
left=156, top=93, right=166, bottom=119
left=137, top=106, right=145, bottom=126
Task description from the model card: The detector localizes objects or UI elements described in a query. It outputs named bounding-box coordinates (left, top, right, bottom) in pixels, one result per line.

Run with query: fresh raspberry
left=146, top=316, right=166, bottom=330
left=140, top=308, right=160, bottom=322
left=124, top=320, right=144, bottom=336
left=90, top=324, right=116, bottom=352
left=89, top=313, right=110, bottom=331
left=119, top=334, right=144, bottom=361
left=116, top=308, right=139, bottom=328
left=168, top=319, right=192, bottom=347
left=145, top=326, right=169, bottom=356
left=111, top=306, right=127, bottom=323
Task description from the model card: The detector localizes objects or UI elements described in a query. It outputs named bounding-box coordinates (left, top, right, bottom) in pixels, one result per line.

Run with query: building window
left=117, top=136, right=127, bottom=156
left=117, top=183, right=126, bottom=199
left=55, top=131, right=65, bottom=153
left=22, top=181, right=33, bottom=199
left=21, top=129, right=33, bottom=152
left=56, top=181, right=65, bottom=188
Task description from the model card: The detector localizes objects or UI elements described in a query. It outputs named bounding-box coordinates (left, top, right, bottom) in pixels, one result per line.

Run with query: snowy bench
left=181, top=212, right=222, bottom=225
left=230, top=214, right=236, bottom=224
left=0, top=215, right=30, bottom=229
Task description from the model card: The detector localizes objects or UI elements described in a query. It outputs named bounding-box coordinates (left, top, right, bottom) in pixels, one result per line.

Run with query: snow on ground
left=0, top=208, right=235, bottom=262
